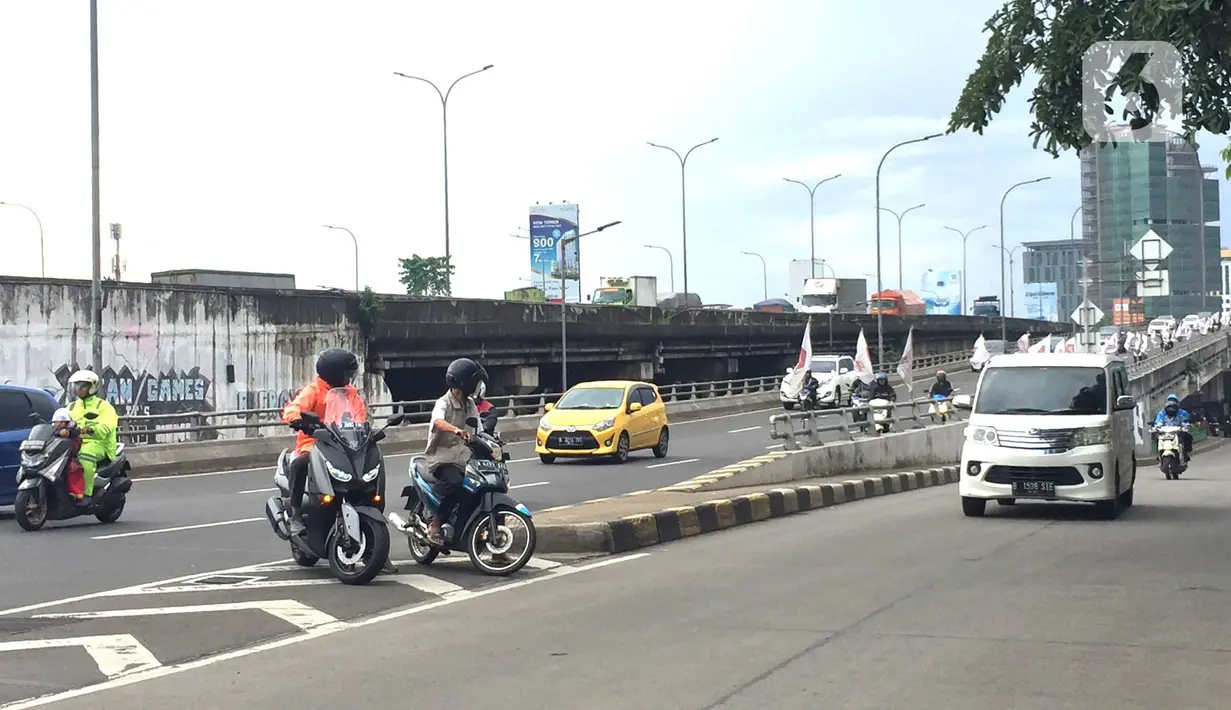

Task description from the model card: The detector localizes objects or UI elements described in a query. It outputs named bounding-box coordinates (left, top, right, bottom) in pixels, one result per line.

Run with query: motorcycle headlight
left=967, top=426, right=999, bottom=445
left=362, top=465, right=381, bottom=482
left=538, top=417, right=552, bottom=432
left=592, top=417, right=615, bottom=432
left=21, top=453, right=47, bottom=468
left=1073, top=426, right=1110, bottom=447
left=324, top=460, right=353, bottom=482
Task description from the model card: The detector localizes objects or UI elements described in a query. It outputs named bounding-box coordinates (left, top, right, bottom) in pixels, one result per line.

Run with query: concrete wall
left=0, top=278, right=386, bottom=442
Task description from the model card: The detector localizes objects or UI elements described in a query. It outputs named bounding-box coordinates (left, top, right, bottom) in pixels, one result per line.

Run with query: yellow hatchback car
left=535, top=380, right=670, bottom=464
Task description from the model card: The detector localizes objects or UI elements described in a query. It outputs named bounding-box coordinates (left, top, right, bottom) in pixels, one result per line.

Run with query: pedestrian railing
left=768, top=394, right=965, bottom=451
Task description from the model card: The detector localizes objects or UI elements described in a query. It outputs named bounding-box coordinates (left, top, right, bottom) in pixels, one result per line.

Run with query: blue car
left=0, top=384, right=60, bottom=506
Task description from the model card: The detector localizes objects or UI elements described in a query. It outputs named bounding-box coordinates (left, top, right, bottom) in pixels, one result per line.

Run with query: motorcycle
left=14, top=411, right=132, bottom=531
left=928, top=389, right=958, bottom=423
left=264, top=388, right=402, bottom=585
left=869, top=397, right=894, bottom=434
left=1153, top=424, right=1188, bottom=480
left=799, top=384, right=820, bottom=411
left=389, top=418, right=536, bottom=576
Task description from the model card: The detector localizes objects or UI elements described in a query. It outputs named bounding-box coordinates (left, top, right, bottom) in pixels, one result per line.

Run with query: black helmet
left=445, top=358, right=488, bottom=397
left=316, top=348, right=358, bottom=388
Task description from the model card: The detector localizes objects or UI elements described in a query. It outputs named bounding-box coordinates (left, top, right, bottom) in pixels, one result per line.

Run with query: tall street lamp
left=647, top=137, right=718, bottom=298
left=0, top=201, right=45, bottom=278
left=942, top=224, right=986, bottom=315
left=740, top=251, right=768, bottom=301
left=560, top=220, right=622, bottom=390
left=991, top=244, right=1024, bottom=319
left=998, top=177, right=1051, bottom=342
left=875, top=133, right=942, bottom=366
left=878, top=204, right=925, bottom=290
left=393, top=64, right=494, bottom=295
left=89, top=0, right=103, bottom=372
left=782, top=174, right=842, bottom=277
left=322, top=225, right=360, bottom=291
left=643, top=244, right=675, bottom=293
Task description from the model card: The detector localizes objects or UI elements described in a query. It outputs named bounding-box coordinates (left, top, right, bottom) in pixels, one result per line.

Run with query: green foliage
left=948, top=0, right=1231, bottom=157
left=353, top=286, right=384, bottom=340
left=397, top=255, right=454, bottom=297
left=1222, top=142, right=1231, bottom=178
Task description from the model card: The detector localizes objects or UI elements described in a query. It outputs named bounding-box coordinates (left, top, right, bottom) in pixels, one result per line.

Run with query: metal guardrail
left=769, top=394, right=965, bottom=451
left=115, top=349, right=973, bottom=444
left=1127, top=330, right=1226, bottom=376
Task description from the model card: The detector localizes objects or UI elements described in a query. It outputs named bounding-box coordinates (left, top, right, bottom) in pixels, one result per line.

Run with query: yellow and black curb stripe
left=537, top=466, right=960, bottom=554
left=658, top=451, right=790, bottom=492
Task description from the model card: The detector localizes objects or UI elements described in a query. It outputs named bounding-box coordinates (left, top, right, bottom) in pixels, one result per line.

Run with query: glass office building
left=1022, top=239, right=1081, bottom=321
left=1078, top=127, right=1221, bottom=318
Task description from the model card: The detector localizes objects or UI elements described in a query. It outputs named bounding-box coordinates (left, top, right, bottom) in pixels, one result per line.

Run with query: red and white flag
left=897, top=327, right=915, bottom=392
left=854, top=328, right=875, bottom=384
left=1029, top=335, right=1051, bottom=353
left=785, top=319, right=814, bottom=398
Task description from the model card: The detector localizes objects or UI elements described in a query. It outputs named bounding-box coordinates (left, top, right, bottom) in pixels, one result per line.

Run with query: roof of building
left=1021, top=239, right=1079, bottom=250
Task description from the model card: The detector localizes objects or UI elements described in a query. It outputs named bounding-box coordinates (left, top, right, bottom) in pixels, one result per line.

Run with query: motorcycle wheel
left=95, top=497, right=125, bottom=524
left=466, top=506, right=536, bottom=577
left=14, top=487, right=48, bottom=532
left=326, top=515, right=390, bottom=586
left=407, top=529, right=439, bottom=565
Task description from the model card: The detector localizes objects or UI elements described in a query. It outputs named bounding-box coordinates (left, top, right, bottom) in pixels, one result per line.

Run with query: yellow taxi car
left=535, top=380, right=669, bottom=464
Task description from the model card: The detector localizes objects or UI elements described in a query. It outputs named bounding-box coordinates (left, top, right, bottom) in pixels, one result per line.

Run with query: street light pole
left=89, top=0, right=103, bottom=373
left=643, top=244, right=675, bottom=293
left=740, top=251, right=768, bottom=301
left=877, top=204, right=924, bottom=290
left=647, top=137, right=718, bottom=298
left=942, top=224, right=986, bottom=315
left=561, top=220, right=622, bottom=391
left=322, top=225, right=360, bottom=291
left=393, top=64, right=493, bottom=296
left=992, top=244, right=1024, bottom=318
left=0, top=202, right=45, bottom=278
left=875, top=133, right=943, bottom=367
left=783, top=174, right=842, bottom=277
left=998, top=177, right=1051, bottom=342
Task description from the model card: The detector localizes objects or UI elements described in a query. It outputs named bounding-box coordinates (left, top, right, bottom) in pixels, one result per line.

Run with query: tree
left=397, top=255, right=454, bottom=297
left=948, top=0, right=1231, bottom=158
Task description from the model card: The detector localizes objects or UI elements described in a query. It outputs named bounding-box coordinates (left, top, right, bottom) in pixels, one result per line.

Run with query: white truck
left=591, top=276, right=658, bottom=307
left=796, top=277, right=867, bottom=314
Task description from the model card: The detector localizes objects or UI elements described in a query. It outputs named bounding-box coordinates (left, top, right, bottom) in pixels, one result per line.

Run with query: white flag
left=785, top=319, right=814, bottom=398
left=854, top=328, right=875, bottom=384
left=971, top=334, right=991, bottom=367
left=897, top=327, right=915, bottom=392
left=1017, top=333, right=1031, bottom=352
left=1102, top=333, right=1118, bottom=354
left=1029, top=335, right=1051, bottom=353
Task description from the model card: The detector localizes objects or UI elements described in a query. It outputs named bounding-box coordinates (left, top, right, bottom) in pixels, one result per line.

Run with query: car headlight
left=967, top=426, right=999, bottom=445
left=362, top=465, right=381, bottom=482
left=1073, top=426, right=1111, bottom=447
left=538, top=417, right=552, bottom=432
left=593, top=417, right=615, bottom=432
left=324, top=460, right=353, bottom=482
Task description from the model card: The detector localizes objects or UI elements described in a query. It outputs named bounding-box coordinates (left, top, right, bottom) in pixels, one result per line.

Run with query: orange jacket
left=281, top=378, right=367, bottom=455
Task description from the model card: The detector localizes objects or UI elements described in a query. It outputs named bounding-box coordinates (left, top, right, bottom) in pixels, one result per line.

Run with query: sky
left=1, top=0, right=1228, bottom=318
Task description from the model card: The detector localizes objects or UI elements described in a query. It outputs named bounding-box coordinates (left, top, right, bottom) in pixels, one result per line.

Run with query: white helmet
left=68, top=369, right=100, bottom=397
left=52, top=408, right=73, bottom=423
left=475, top=381, right=486, bottom=400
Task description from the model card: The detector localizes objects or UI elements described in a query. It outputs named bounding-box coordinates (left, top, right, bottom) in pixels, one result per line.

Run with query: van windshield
left=975, top=367, right=1107, bottom=415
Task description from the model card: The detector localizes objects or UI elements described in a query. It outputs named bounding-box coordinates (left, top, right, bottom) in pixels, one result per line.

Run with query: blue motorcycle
left=389, top=420, right=536, bottom=576
left=928, top=389, right=958, bottom=423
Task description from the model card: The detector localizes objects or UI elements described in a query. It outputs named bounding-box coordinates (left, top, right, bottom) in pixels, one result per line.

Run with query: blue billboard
left=1024, top=282, right=1059, bottom=321
left=529, top=203, right=581, bottom=303
left=918, top=269, right=962, bottom=315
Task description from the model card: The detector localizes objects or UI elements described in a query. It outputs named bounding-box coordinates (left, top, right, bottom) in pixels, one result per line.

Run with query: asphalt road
left=8, top=430, right=1229, bottom=708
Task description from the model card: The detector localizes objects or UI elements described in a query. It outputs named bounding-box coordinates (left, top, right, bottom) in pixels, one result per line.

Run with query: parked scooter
left=928, top=389, right=959, bottom=423
left=1153, top=424, right=1188, bottom=480
left=869, top=397, right=894, bottom=434
left=263, top=389, right=402, bottom=585
left=14, top=412, right=132, bottom=531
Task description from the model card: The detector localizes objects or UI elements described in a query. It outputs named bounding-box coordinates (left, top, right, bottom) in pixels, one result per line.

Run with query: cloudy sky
left=1, top=0, right=1227, bottom=317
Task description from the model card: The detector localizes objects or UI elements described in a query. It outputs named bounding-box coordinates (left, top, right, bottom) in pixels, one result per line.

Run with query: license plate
left=1011, top=480, right=1056, bottom=497
left=19, top=440, right=44, bottom=452
left=471, top=460, right=506, bottom=473
left=560, top=436, right=585, bottom=446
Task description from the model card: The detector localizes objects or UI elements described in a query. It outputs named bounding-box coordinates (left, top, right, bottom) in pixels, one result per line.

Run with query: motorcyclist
left=423, top=358, right=488, bottom=546
left=868, top=372, right=897, bottom=401
left=928, top=370, right=953, bottom=398
left=800, top=369, right=820, bottom=407
left=1153, top=394, right=1192, bottom=461
left=67, top=370, right=119, bottom=506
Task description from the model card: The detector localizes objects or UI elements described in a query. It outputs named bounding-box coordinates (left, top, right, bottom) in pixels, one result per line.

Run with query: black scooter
left=264, top=401, right=404, bottom=585
left=14, top=412, right=132, bottom=531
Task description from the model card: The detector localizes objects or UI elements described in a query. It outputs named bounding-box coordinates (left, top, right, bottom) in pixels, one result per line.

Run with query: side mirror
left=785, top=367, right=794, bottom=376
left=544, top=402, right=555, bottom=412
left=952, top=394, right=973, bottom=410
left=387, top=414, right=405, bottom=427
left=465, top=416, right=479, bottom=428
left=1114, top=395, right=1135, bottom=411
left=629, top=402, right=643, bottom=412
left=839, top=367, right=850, bottom=374
left=371, top=430, right=388, bottom=443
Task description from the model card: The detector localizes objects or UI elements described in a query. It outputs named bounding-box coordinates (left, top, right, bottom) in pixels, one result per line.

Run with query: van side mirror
left=951, top=394, right=973, bottom=410
left=839, top=367, right=850, bottom=374
left=785, top=367, right=794, bottom=376
left=1114, top=395, right=1135, bottom=411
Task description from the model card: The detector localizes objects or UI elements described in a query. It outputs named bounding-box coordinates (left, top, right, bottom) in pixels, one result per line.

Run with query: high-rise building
left=1022, top=239, right=1081, bottom=321
left=1078, top=127, right=1221, bottom=318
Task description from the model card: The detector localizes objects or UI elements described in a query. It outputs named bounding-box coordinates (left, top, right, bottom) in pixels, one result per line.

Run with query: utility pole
left=110, top=223, right=122, bottom=281
left=90, top=0, right=103, bottom=373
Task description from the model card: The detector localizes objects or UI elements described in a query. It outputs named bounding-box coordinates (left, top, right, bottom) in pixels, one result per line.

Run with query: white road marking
left=37, top=600, right=339, bottom=633
left=766, top=444, right=783, bottom=450
left=727, top=426, right=761, bottom=433
left=534, top=505, right=571, bottom=513
left=0, top=634, right=161, bottom=679
left=121, top=578, right=342, bottom=596
left=646, top=458, right=700, bottom=469
left=509, top=481, right=549, bottom=490
left=237, top=487, right=277, bottom=494
left=0, top=553, right=651, bottom=710
left=510, top=456, right=539, bottom=463
left=394, top=575, right=466, bottom=597
left=91, top=517, right=264, bottom=540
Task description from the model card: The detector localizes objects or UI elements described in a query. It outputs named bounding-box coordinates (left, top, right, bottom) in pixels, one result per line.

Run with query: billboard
left=529, top=203, right=581, bottom=303
left=918, top=269, right=962, bottom=315
left=1024, top=282, right=1059, bottom=321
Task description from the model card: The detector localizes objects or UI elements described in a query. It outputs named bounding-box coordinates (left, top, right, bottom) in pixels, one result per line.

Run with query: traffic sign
left=1129, top=229, right=1173, bottom=263
left=1071, top=299, right=1104, bottom=327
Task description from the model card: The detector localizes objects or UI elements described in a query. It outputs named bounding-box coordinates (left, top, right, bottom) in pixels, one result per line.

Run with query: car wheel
left=961, top=497, right=986, bottom=517
left=652, top=427, right=669, bottom=458
left=539, top=454, right=556, bottom=464
left=611, top=432, right=631, bottom=463
left=783, top=401, right=795, bottom=410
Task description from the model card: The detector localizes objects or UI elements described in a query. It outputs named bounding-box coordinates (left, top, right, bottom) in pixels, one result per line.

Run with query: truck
left=591, top=276, right=658, bottom=307
left=971, top=295, right=1001, bottom=318
left=797, top=277, right=867, bottom=314
left=868, top=289, right=925, bottom=316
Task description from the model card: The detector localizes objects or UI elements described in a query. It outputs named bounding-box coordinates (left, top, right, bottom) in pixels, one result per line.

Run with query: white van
left=1147, top=316, right=1175, bottom=338
left=952, top=353, right=1137, bottom=519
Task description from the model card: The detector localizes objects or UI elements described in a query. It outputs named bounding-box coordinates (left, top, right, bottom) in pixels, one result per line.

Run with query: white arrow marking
left=0, top=634, right=160, bottom=678
left=35, top=600, right=339, bottom=633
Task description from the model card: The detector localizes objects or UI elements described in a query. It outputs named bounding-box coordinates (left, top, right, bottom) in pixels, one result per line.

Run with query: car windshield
left=592, top=288, right=628, bottom=304
left=808, top=360, right=837, bottom=373
left=869, top=298, right=896, bottom=310
left=555, top=387, right=626, bottom=410
left=323, top=387, right=370, bottom=448
left=975, top=367, right=1107, bottom=415
left=800, top=293, right=837, bottom=307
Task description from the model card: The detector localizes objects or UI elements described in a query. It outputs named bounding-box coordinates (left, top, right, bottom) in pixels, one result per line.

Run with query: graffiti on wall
left=236, top=388, right=302, bottom=411
left=53, top=364, right=215, bottom=443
